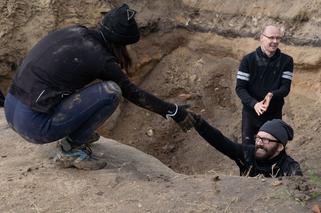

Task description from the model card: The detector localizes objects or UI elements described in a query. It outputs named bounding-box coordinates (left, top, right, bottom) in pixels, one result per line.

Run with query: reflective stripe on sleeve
left=237, top=71, right=250, bottom=81
left=282, top=71, right=293, bottom=80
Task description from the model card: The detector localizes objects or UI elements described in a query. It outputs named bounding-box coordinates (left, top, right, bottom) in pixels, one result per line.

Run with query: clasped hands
left=166, top=104, right=201, bottom=132
left=254, top=92, right=273, bottom=116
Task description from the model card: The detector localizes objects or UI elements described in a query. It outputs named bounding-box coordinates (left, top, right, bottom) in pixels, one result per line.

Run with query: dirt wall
left=1, top=0, right=320, bottom=176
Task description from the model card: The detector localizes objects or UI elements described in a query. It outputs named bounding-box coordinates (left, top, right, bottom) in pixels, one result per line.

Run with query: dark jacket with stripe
left=236, top=47, right=294, bottom=116
left=195, top=118, right=303, bottom=177
left=9, top=25, right=175, bottom=116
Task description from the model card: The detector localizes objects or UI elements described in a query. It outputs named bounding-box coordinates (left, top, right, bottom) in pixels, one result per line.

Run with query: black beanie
left=100, top=4, right=140, bottom=45
left=259, top=119, right=294, bottom=146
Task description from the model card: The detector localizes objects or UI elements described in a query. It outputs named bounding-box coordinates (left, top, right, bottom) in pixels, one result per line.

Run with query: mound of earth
left=0, top=109, right=319, bottom=212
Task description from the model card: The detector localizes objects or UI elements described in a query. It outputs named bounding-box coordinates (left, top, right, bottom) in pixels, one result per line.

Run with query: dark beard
left=255, top=144, right=279, bottom=160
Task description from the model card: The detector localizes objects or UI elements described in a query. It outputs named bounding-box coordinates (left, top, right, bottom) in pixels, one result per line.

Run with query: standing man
left=236, top=25, right=294, bottom=145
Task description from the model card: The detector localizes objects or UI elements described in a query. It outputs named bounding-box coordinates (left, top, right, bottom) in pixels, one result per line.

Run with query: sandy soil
left=1, top=109, right=319, bottom=213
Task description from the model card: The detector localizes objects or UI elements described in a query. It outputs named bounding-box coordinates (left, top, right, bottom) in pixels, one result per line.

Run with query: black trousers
left=0, top=89, right=5, bottom=107
left=242, top=109, right=282, bottom=145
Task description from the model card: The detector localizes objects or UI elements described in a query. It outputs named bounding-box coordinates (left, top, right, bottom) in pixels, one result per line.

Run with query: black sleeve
left=194, top=118, right=244, bottom=161
left=99, top=61, right=175, bottom=118
left=271, top=56, right=293, bottom=99
left=235, top=56, right=258, bottom=108
left=287, top=161, right=303, bottom=176
left=0, top=89, right=5, bottom=107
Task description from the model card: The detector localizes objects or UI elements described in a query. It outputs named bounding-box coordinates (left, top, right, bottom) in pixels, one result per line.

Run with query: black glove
left=166, top=104, right=196, bottom=132
left=189, top=112, right=204, bottom=129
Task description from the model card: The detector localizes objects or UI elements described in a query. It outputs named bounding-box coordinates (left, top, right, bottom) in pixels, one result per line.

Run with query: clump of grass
left=284, top=171, right=321, bottom=206
left=307, top=170, right=321, bottom=199
left=308, top=170, right=321, bottom=187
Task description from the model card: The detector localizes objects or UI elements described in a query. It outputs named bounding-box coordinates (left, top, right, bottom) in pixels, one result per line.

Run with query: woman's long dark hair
left=108, top=42, right=132, bottom=73
left=96, top=23, right=133, bottom=73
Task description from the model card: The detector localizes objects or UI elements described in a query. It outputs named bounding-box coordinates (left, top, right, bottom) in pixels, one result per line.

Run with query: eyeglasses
left=262, top=34, right=282, bottom=41
left=254, top=135, right=279, bottom=144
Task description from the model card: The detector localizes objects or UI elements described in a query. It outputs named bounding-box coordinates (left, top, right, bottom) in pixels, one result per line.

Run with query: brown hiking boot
left=54, top=140, right=106, bottom=170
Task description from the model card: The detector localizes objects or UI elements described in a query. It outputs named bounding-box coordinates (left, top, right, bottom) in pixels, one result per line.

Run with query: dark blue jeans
left=4, top=81, right=121, bottom=145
